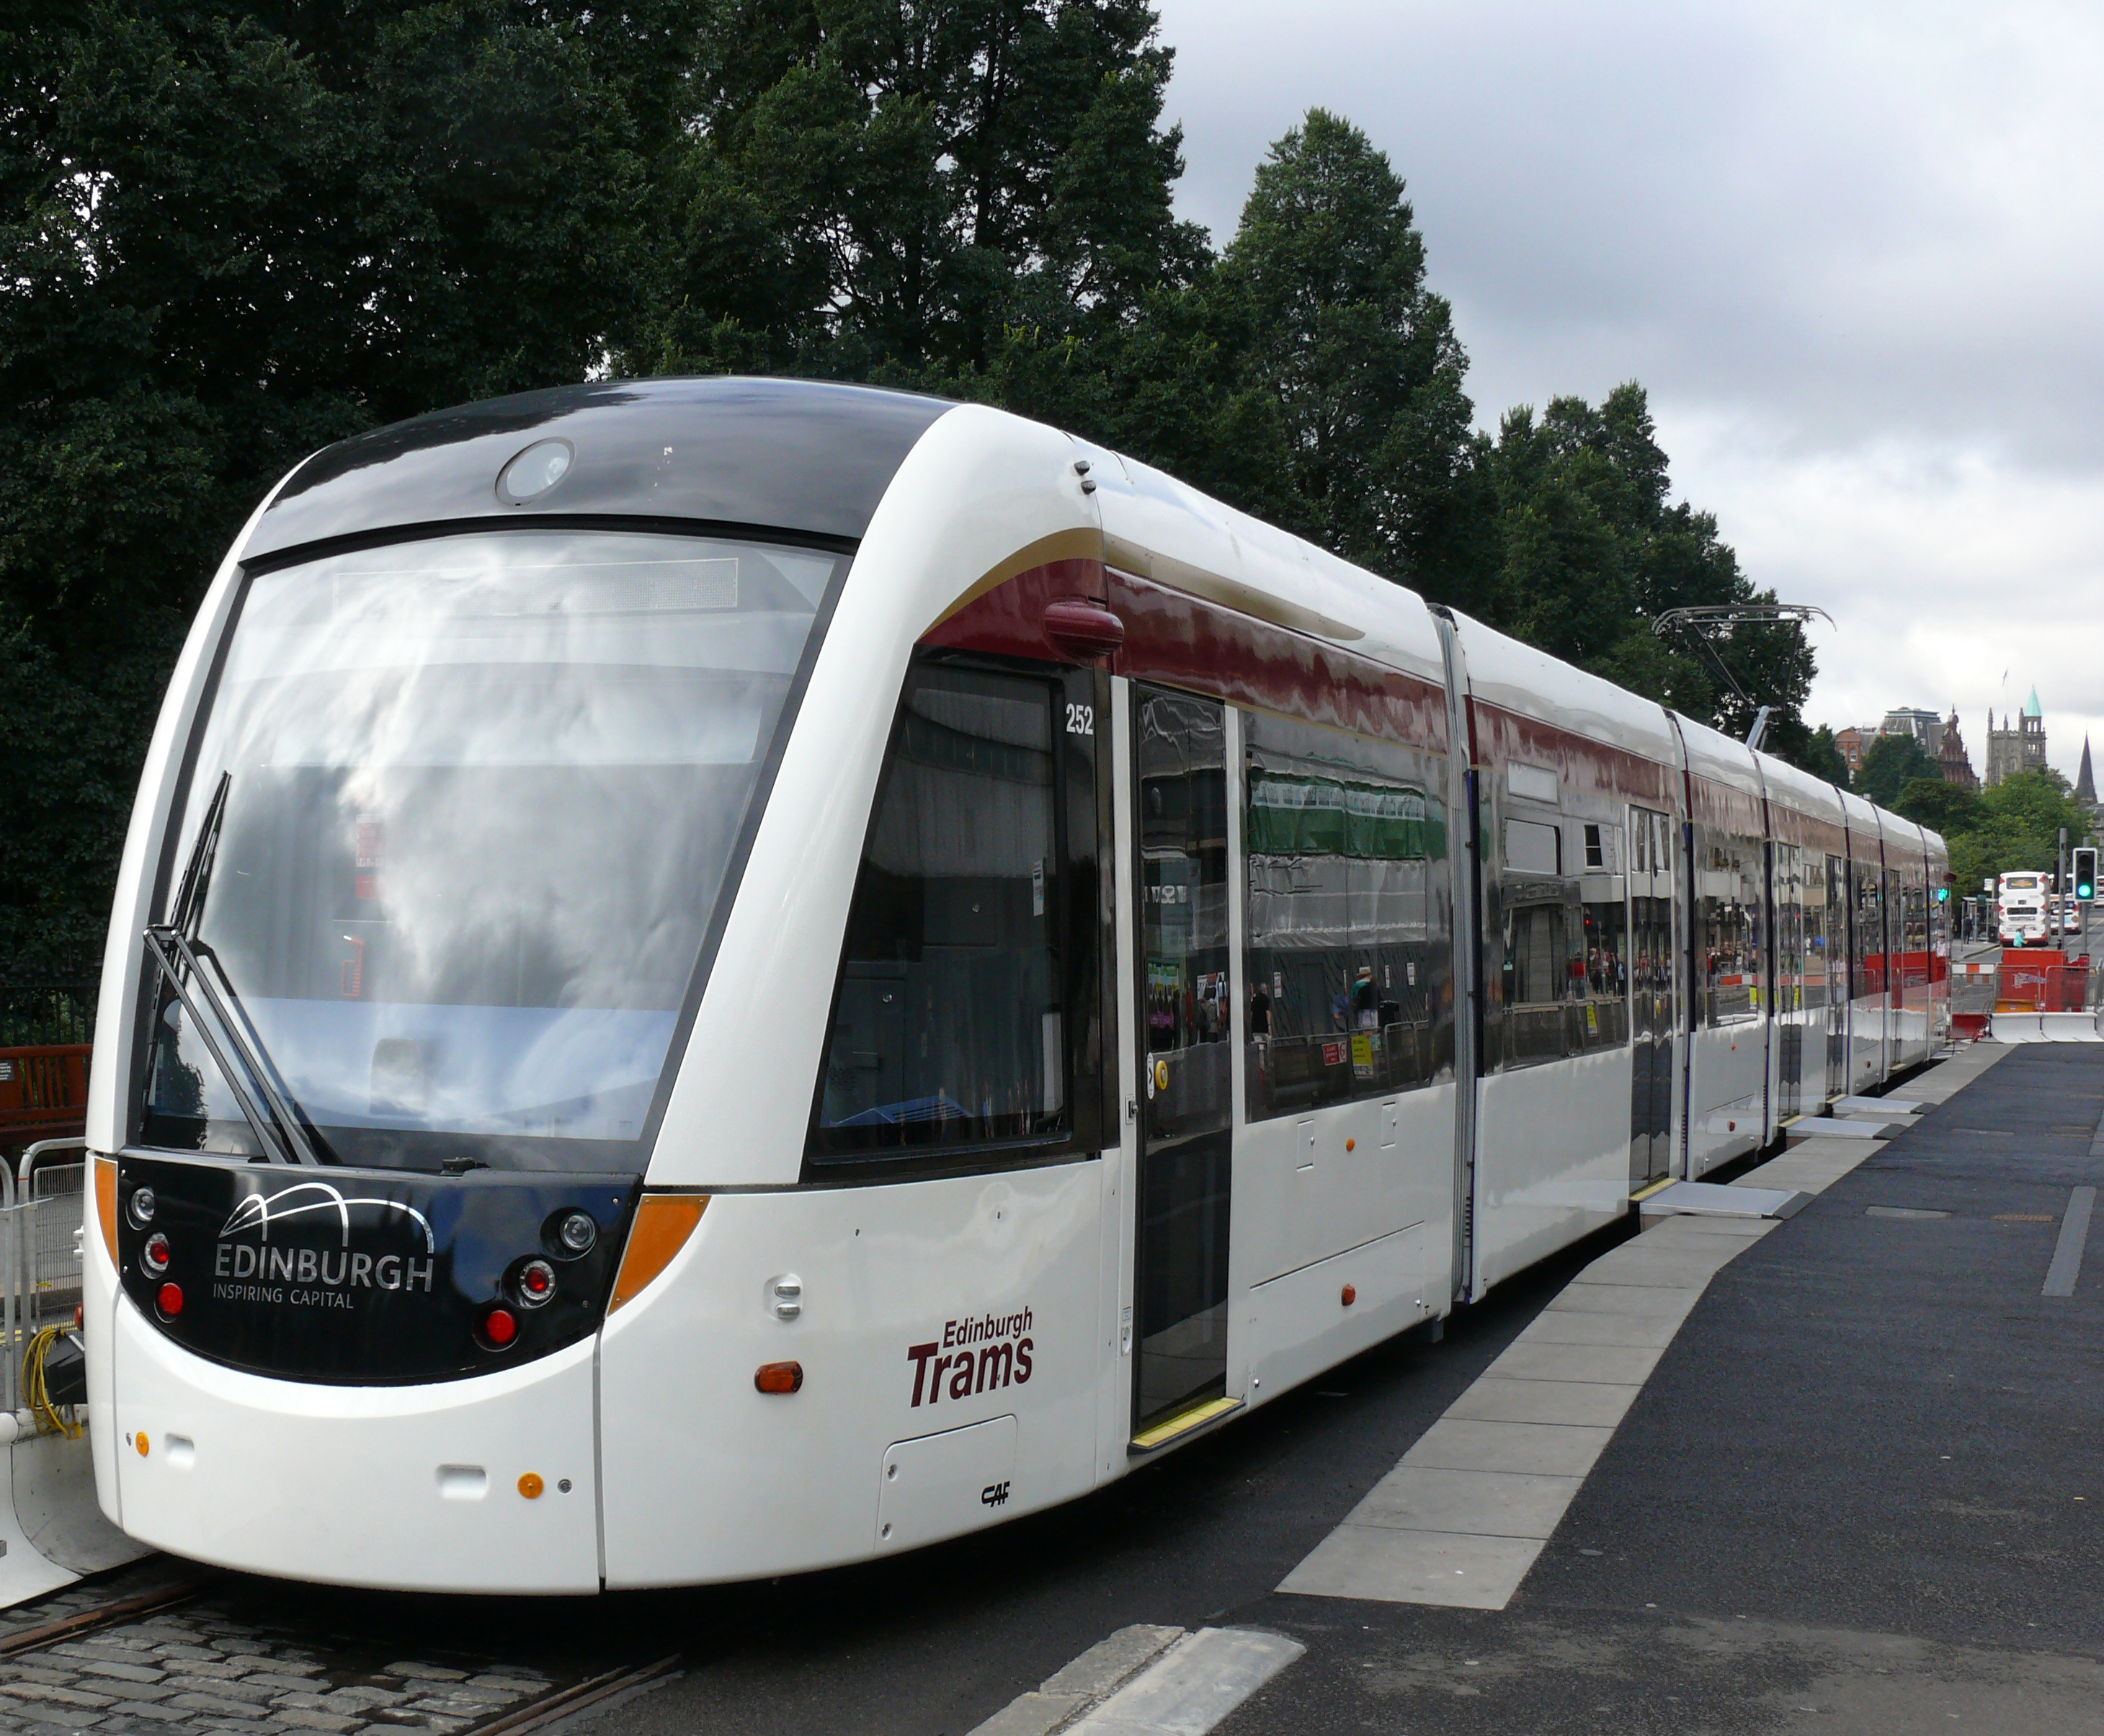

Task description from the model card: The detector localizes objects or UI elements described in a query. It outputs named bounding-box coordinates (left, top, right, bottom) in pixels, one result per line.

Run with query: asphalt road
left=1208, top=1042, right=2104, bottom=1735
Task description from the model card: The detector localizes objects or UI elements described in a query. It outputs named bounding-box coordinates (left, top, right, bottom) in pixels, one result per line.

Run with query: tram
left=83, top=378, right=1949, bottom=1592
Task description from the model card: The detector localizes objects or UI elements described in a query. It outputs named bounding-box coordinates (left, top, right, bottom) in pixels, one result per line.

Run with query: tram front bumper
left=109, top=1294, right=600, bottom=1593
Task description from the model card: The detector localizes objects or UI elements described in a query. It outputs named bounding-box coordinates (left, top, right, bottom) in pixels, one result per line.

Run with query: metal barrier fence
left=0, top=1138, right=87, bottom=1416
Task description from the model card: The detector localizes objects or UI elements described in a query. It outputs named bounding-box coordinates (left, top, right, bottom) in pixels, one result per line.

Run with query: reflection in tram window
left=1241, top=711, right=1451, bottom=1119
left=1498, top=806, right=1628, bottom=1069
left=813, top=664, right=1069, bottom=1158
left=1694, top=826, right=1764, bottom=1027
left=141, top=529, right=839, bottom=1171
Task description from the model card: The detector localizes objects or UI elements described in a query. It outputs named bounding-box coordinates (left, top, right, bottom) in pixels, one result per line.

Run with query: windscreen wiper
left=144, top=773, right=324, bottom=1165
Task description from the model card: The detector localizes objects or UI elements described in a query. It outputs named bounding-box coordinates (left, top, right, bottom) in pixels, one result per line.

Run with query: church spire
left=2079, top=736, right=2098, bottom=806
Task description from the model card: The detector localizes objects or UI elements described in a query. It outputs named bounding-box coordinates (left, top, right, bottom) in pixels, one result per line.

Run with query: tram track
left=0, top=1575, right=212, bottom=1657
left=0, top=1559, right=680, bottom=1736
left=465, top=1655, right=682, bottom=1735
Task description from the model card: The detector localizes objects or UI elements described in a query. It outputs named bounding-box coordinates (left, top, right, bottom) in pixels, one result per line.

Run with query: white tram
left=83, top=380, right=1949, bottom=1592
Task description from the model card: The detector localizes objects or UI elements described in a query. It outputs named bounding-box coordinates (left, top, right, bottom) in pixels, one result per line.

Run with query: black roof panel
left=247, top=376, right=956, bottom=560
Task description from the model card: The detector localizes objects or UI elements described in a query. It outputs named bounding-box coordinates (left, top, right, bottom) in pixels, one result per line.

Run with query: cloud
left=1154, top=0, right=2104, bottom=775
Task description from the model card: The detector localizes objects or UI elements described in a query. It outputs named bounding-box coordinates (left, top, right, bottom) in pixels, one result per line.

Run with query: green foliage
left=1937, top=771, right=2092, bottom=899
left=1781, top=724, right=1851, bottom=789
left=0, top=1, right=1825, bottom=972
left=0, top=0, right=696, bottom=972
left=1894, top=776, right=1984, bottom=835
left=1855, top=733, right=1940, bottom=806
left=1464, top=388, right=1814, bottom=737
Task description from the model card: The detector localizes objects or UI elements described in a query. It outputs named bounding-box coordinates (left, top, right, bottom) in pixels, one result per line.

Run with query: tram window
left=1242, top=711, right=1452, bottom=1120
left=1497, top=808, right=1627, bottom=1069
left=810, top=664, right=1076, bottom=1161
left=1853, top=862, right=1884, bottom=1000
left=1694, top=825, right=1763, bottom=1027
left=138, top=528, right=839, bottom=1172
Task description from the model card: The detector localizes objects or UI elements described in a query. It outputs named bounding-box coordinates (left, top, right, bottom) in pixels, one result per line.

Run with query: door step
left=1131, top=1395, right=1241, bottom=1455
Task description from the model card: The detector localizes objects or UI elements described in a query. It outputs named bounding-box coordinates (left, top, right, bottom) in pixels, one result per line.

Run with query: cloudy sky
left=1154, top=0, right=2104, bottom=782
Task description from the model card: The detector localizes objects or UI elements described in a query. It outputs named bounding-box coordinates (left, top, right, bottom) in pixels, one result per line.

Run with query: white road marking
left=970, top=1625, right=1303, bottom=1736
left=1066, top=1627, right=1303, bottom=1735
left=2043, top=1187, right=2095, bottom=1297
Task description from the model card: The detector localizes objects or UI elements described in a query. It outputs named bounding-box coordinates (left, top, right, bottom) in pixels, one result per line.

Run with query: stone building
left=1881, top=708, right=1945, bottom=757
left=1984, top=691, right=2047, bottom=788
left=1937, top=709, right=1977, bottom=791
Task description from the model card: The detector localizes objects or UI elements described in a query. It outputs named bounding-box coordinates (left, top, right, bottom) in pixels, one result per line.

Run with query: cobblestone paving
left=0, top=1567, right=584, bottom=1736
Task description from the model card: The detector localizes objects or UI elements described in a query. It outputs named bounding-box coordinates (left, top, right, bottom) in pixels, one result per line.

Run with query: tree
left=1780, top=724, right=1850, bottom=788
left=0, top=0, right=692, bottom=973
left=1212, top=110, right=1481, bottom=584
left=1469, top=384, right=1815, bottom=741
left=1895, top=776, right=1984, bottom=835
left=639, top=1, right=1197, bottom=377
left=1936, top=770, right=2090, bottom=898
left=1855, top=734, right=1940, bottom=806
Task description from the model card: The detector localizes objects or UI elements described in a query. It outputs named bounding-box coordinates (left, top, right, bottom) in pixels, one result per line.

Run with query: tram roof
left=247, top=376, right=955, bottom=563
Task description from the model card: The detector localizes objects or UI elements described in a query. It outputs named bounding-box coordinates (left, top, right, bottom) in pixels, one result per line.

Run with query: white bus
left=1997, top=872, right=2049, bottom=946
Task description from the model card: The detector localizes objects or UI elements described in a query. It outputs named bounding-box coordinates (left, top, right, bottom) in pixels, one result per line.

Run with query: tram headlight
left=128, top=1187, right=157, bottom=1228
left=496, top=438, right=574, bottom=504
left=142, top=1232, right=171, bottom=1276
left=556, top=1211, right=597, bottom=1255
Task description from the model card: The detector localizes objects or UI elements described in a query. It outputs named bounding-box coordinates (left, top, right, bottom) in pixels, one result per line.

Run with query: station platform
left=1209, top=1038, right=2104, bottom=1732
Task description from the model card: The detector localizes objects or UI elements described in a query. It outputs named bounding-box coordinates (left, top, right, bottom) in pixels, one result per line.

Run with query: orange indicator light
left=1340, top=1283, right=1357, bottom=1307
left=518, top=1473, right=545, bottom=1499
left=135, top=1432, right=150, bottom=1457
left=1345, top=1137, right=1355, bottom=1152
left=95, top=1158, right=117, bottom=1271
left=610, top=1196, right=708, bottom=1312
left=754, top=1361, right=803, bottom=1395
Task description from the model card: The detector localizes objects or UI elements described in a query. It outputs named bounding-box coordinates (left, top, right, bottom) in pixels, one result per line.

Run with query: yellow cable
left=23, top=1327, right=83, bottom=1441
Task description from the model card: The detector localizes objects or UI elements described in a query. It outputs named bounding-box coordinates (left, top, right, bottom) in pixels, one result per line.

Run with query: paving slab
left=1513, top=1308, right=1687, bottom=1349
left=1484, top=1340, right=1664, bottom=1386
left=1443, top=1376, right=1639, bottom=1428
left=1276, top=1527, right=1543, bottom=1609
left=1400, top=1418, right=1613, bottom=1477
left=1343, top=1466, right=1582, bottom=1539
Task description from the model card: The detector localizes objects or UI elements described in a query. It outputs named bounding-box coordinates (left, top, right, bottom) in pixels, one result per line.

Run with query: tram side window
left=1498, top=809, right=1628, bottom=1068
left=1853, top=863, right=1884, bottom=998
left=1242, top=711, right=1451, bottom=1120
left=1693, top=824, right=1762, bottom=1027
left=810, top=664, right=1071, bottom=1160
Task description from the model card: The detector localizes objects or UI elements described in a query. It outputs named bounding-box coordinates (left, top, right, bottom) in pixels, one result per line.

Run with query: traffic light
left=2074, top=847, right=2098, bottom=903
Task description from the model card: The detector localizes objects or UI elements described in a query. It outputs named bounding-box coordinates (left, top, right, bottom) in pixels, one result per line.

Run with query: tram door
left=1131, top=687, right=1233, bottom=1439
left=1628, top=807, right=1676, bottom=1184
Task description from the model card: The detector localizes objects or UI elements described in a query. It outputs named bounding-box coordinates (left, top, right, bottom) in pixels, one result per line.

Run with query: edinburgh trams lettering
left=906, top=1308, right=1035, bottom=1406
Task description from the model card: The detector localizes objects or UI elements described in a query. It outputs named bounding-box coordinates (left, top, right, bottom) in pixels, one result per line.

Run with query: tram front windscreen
left=139, top=528, right=839, bottom=1172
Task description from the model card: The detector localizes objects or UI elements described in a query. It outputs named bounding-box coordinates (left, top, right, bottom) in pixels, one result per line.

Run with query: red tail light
left=481, top=1307, right=519, bottom=1348
left=157, top=1283, right=184, bottom=1318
